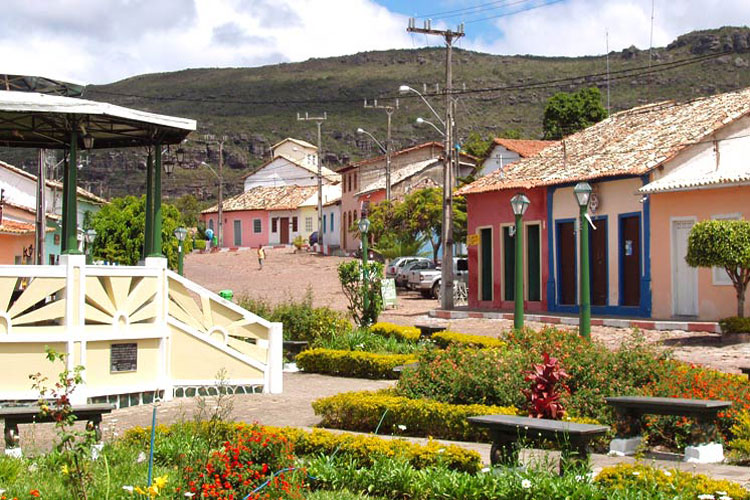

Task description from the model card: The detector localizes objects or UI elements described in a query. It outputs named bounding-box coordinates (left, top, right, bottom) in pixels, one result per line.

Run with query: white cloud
left=1, top=0, right=748, bottom=85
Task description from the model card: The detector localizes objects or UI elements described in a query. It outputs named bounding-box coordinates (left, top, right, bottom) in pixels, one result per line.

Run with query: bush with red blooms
left=177, top=425, right=306, bottom=499
left=523, top=353, right=570, bottom=419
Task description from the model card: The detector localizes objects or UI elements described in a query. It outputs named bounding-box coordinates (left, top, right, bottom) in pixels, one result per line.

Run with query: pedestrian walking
left=257, top=246, right=265, bottom=270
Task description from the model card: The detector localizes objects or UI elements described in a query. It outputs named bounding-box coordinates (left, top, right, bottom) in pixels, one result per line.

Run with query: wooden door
left=502, top=226, right=514, bottom=301
left=589, top=219, right=608, bottom=306
left=233, top=220, right=242, bottom=246
left=526, top=224, right=541, bottom=302
left=620, top=215, right=641, bottom=307
left=557, top=221, right=576, bottom=305
left=672, top=219, right=698, bottom=316
left=480, top=228, right=493, bottom=301
left=280, top=217, right=289, bottom=244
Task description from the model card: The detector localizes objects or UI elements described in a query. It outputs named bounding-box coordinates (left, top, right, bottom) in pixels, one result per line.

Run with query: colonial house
left=339, top=141, right=478, bottom=252
left=201, top=185, right=318, bottom=247
left=458, top=87, right=750, bottom=322
left=298, top=184, right=341, bottom=254
left=0, top=160, right=106, bottom=263
left=481, top=138, right=557, bottom=176
left=242, top=137, right=340, bottom=191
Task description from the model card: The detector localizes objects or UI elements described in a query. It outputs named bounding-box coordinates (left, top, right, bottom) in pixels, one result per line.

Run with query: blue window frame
left=323, top=214, right=327, bottom=233
left=330, top=213, right=334, bottom=231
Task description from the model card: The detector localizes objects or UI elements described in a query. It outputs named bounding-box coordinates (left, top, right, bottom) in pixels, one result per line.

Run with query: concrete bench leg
left=4, top=422, right=21, bottom=458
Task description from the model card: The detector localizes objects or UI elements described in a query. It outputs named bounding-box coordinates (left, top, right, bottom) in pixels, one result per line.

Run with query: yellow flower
left=153, top=475, right=168, bottom=490
left=61, top=464, right=69, bottom=475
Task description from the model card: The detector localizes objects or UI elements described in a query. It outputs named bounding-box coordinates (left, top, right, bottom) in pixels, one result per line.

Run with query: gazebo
left=0, top=88, right=282, bottom=407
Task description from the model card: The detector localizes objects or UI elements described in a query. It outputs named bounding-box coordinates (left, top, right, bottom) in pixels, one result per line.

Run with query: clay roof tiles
left=492, top=138, right=557, bottom=158
left=458, top=87, right=750, bottom=195
left=202, top=185, right=319, bottom=214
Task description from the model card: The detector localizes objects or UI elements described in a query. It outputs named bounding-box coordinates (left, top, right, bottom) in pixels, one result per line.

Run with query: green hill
left=4, top=26, right=750, bottom=202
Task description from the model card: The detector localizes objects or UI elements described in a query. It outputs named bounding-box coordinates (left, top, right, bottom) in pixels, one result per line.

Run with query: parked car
left=395, top=258, right=432, bottom=288
left=385, top=256, right=415, bottom=280
left=410, top=257, right=469, bottom=298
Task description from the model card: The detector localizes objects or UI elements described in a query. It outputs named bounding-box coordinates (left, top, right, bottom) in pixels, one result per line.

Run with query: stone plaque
left=110, top=343, right=137, bottom=373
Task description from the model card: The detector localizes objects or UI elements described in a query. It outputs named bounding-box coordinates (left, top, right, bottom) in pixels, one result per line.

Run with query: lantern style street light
left=574, top=182, right=593, bottom=339
left=358, top=216, right=371, bottom=324
left=84, top=228, right=97, bottom=264
left=510, top=193, right=530, bottom=329
left=174, top=227, right=188, bottom=276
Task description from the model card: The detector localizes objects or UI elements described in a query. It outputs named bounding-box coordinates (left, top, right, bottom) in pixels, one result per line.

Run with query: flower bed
left=312, top=390, right=517, bottom=442
left=296, top=348, right=416, bottom=379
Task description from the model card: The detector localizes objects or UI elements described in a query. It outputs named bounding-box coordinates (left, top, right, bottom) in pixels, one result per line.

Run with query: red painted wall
left=466, top=188, right=548, bottom=311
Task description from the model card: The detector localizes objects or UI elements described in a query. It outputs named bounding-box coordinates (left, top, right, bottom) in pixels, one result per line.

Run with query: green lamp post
left=358, top=216, right=371, bottom=324
left=574, top=182, right=593, bottom=339
left=174, top=227, right=187, bottom=276
left=84, top=229, right=97, bottom=265
left=510, top=193, right=530, bottom=329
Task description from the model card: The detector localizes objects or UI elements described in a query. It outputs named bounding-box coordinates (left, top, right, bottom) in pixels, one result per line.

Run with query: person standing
left=257, top=246, right=265, bottom=270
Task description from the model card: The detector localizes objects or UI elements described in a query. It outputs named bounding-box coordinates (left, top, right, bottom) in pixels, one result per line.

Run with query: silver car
left=396, top=258, right=434, bottom=289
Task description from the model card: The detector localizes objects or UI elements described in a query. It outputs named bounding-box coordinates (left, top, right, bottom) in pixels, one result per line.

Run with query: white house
left=298, top=184, right=341, bottom=254
left=480, top=138, right=556, bottom=176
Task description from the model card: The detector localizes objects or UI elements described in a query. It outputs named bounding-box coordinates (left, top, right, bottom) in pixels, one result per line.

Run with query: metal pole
left=385, top=109, right=393, bottom=202
left=579, top=205, right=591, bottom=339
left=144, top=151, right=154, bottom=258
left=362, top=231, right=369, bottom=323
left=440, top=33, right=455, bottom=310
left=514, top=213, right=524, bottom=329
left=217, top=139, right=224, bottom=247
left=36, top=149, right=46, bottom=264
left=317, top=120, right=324, bottom=252
left=150, top=144, right=163, bottom=257
left=62, top=129, right=80, bottom=254
left=178, top=241, right=184, bottom=276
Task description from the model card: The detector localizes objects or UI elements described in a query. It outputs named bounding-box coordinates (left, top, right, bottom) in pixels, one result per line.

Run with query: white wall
left=481, top=145, right=520, bottom=176
left=272, top=141, right=317, bottom=167
left=244, top=158, right=319, bottom=191
left=322, top=203, right=340, bottom=252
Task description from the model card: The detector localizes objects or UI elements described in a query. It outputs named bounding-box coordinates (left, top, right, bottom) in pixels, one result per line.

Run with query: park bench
left=414, top=324, right=445, bottom=339
left=1, top=403, right=114, bottom=455
left=392, top=362, right=420, bottom=373
left=606, top=396, right=731, bottom=462
left=740, top=367, right=750, bottom=378
left=467, top=414, right=609, bottom=473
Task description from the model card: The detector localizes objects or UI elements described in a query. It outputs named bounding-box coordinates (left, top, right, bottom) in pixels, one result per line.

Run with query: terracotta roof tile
left=0, top=160, right=107, bottom=204
left=458, top=87, right=750, bottom=195
left=0, top=219, right=35, bottom=234
left=492, top=138, right=557, bottom=158
left=202, top=185, right=319, bottom=213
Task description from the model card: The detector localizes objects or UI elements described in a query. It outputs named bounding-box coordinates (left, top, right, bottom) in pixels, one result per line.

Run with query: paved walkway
left=8, top=373, right=749, bottom=488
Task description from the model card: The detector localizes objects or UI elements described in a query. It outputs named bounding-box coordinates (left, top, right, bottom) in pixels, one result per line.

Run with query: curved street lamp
left=415, top=117, right=445, bottom=137
left=510, top=193, right=530, bottom=329
left=356, top=128, right=386, bottom=154
left=574, top=182, right=593, bottom=339
left=398, top=85, right=445, bottom=127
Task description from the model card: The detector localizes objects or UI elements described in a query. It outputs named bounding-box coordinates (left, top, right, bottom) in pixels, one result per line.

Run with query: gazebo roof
left=0, top=90, right=196, bottom=149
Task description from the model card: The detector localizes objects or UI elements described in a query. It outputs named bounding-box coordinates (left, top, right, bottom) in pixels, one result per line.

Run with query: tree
left=90, top=195, right=191, bottom=270
left=542, top=87, right=608, bottom=140
left=172, top=194, right=207, bottom=228
left=686, top=220, right=750, bottom=317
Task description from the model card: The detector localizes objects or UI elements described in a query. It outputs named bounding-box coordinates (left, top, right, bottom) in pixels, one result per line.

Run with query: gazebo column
left=143, top=151, right=154, bottom=258
left=62, top=130, right=81, bottom=254
left=149, top=143, right=163, bottom=257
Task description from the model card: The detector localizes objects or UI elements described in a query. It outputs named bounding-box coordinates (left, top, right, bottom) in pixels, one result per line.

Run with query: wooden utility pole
left=297, top=112, right=327, bottom=252
left=407, top=18, right=464, bottom=310
left=205, top=135, right=227, bottom=247
left=363, top=99, right=398, bottom=202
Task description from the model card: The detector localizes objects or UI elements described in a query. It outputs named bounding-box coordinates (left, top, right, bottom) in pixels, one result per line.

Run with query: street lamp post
left=358, top=217, right=371, bottom=325
left=415, top=117, right=445, bottom=137
left=174, top=227, right=187, bottom=276
left=574, top=182, right=593, bottom=339
left=510, top=193, right=530, bottom=329
left=84, top=228, right=97, bottom=265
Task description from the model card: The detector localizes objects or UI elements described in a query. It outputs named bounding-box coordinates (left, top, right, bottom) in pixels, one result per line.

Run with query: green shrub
left=312, top=390, right=517, bottom=442
left=431, top=330, right=505, bottom=349
left=265, top=426, right=480, bottom=473
left=297, top=349, right=416, bottom=379
left=595, top=463, right=750, bottom=500
left=339, top=260, right=384, bottom=327
left=237, top=295, right=274, bottom=319
left=720, top=316, right=750, bottom=334
left=728, top=410, right=750, bottom=464
left=371, top=322, right=421, bottom=342
left=315, top=327, right=425, bottom=354
left=193, top=239, right=206, bottom=250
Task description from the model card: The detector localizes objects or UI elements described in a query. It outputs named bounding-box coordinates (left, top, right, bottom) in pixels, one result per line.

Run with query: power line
left=464, top=0, right=564, bottom=24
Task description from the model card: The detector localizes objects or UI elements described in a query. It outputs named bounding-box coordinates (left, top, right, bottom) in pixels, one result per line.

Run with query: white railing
left=0, top=255, right=283, bottom=404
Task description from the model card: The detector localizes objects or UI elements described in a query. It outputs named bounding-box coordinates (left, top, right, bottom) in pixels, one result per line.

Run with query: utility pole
left=205, top=135, right=227, bottom=247
left=36, top=149, right=47, bottom=265
left=407, top=17, right=464, bottom=310
left=297, top=112, right=327, bottom=253
left=363, top=99, right=398, bottom=202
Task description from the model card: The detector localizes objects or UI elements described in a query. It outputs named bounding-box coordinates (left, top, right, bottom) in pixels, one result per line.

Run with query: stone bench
left=392, top=362, right=420, bottom=373
left=606, top=396, right=731, bottom=463
left=740, top=367, right=750, bottom=378
left=1, top=403, right=114, bottom=456
left=468, top=414, right=609, bottom=473
left=414, top=324, right=445, bottom=339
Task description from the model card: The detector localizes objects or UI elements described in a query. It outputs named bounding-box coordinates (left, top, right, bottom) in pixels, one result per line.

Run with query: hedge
left=296, top=348, right=417, bottom=379
left=370, top=322, right=421, bottom=342
left=720, top=316, right=750, bottom=334
left=312, top=390, right=517, bottom=442
left=431, top=330, right=505, bottom=349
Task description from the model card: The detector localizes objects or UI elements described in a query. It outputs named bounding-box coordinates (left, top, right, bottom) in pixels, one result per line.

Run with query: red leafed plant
left=523, top=352, right=570, bottom=419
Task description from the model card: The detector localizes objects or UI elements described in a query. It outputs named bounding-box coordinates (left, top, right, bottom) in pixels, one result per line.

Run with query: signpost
left=381, top=278, right=397, bottom=308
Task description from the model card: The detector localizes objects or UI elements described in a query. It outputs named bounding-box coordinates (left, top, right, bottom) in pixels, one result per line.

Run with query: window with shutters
left=292, top=217, right=298, bottom=232
left=253, top=218, right=262, bottom=233
left=330, top=213, right=334, bottom=231
left=305, top=217, right=313, bottom=232
left=271, top=218, right=277, bottom=233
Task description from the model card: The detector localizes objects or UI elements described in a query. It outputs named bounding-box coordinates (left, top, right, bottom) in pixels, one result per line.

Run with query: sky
left=1, top=0, right=749, bottom=85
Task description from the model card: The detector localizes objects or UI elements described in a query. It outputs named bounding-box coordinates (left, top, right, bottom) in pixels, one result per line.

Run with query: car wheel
left=432, top=281, right=440, bottom=299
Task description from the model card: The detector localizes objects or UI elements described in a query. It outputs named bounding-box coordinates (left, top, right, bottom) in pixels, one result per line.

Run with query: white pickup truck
left=408, top=257, right=469, bottom=299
